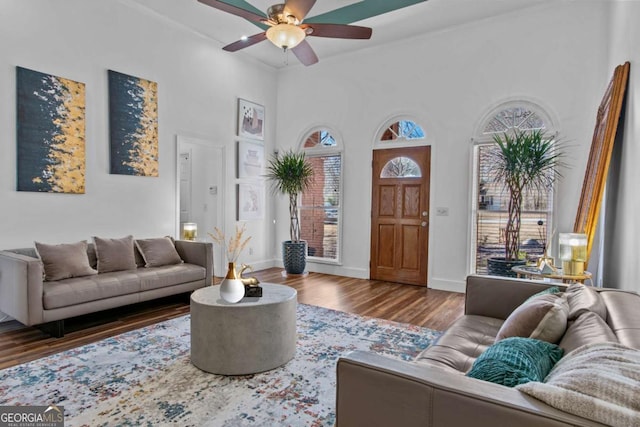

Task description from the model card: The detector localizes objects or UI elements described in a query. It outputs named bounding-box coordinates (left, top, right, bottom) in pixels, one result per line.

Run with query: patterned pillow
left=34, top=240, right=98, bottom=281
left=467, top=337, right=564, bottom=387
left=135, top=237, right=183, bottom=267
left=495, top=293, right=569, bottom=343
left=93, top=235, right=137, bottom=273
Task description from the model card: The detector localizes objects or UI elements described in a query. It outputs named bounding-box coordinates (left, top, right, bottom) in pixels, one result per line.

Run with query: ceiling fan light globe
left=266, top=23, right=305, bottom=50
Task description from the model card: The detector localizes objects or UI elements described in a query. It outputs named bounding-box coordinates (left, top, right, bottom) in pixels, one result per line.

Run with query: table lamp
left=183, top=222, right=197, bottom=241
left=559, top=233, right=587, bottom=275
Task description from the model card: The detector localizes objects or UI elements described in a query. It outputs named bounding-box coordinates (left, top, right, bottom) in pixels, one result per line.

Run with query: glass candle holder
left=559, top=233, right=587, bottom=275
left=183, top=223, right=197, bottom=241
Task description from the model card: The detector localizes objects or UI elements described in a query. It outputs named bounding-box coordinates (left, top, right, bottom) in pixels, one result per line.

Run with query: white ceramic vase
left=220, top=262, right=245, bottom=303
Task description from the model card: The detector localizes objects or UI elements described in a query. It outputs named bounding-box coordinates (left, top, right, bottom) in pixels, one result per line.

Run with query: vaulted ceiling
left=126, top=0, right=552, bottom=68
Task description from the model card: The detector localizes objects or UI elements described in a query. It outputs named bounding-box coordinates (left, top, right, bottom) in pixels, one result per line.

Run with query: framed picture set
left=237, top=140, right=265, bottom=178
left=238, top=98, right=264, bottom=140
left=237, top=182, right=264, bottom=221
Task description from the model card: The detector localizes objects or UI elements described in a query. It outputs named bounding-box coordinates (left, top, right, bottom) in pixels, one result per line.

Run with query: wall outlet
left=436, top=207, right=449, bottom=216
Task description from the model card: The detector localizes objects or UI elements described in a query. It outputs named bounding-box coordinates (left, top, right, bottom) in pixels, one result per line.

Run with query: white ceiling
left=125, top=0, right=552, bottom=69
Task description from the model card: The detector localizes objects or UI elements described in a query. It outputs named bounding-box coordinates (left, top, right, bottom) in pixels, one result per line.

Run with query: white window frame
left=469, top=100, right=559, bottom=274
left=299, top=126, right=344, bottom=265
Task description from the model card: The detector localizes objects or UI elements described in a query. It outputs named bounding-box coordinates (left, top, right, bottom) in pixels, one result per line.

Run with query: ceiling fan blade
left=284, top=0, right=316, bottom=21
left=197, top=0, right=266, bottom=23
left=303, top=23, right=372, bottom=39
left=291, top=40, right=318, bottom=66
left=223, top=32, right=267, bottom=52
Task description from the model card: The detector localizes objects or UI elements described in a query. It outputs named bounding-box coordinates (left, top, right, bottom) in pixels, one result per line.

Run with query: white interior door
left=176, top=136, right=225, bottom=277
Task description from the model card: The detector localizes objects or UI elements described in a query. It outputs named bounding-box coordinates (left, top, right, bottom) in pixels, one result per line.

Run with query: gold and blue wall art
left=108, top=70, right=158, bottom=176
left=17, top=66, right=86, bottom=194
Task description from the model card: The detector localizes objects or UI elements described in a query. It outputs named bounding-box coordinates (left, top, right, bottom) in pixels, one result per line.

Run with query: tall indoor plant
left=266, top=149, right=314, bottom=274
left=486, top=129, right=565, bottom=276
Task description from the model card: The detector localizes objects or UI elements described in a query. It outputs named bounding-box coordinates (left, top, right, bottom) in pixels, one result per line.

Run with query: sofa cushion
left=136, top=263, right=206, bottom=291
left=600, top=290, right=640, bottom=350
left=466, top=337, right=564, bottom=387
left=43, top=271, right=141, bottom=309
left=93, top=235, right=137, bottom=273
left=35, top=240, right=98, bottom=282
left=565, top=283, right=607, bottom=320
left=415, top=315, right=503, bottom=374
left=495, top=294, right=569, bottom=344
left=559, top=311, right=618, bottom=354
left=135, top=237, right=183, bottom=268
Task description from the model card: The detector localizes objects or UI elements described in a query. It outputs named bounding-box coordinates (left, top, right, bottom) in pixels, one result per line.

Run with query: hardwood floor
left=0, top=268, right=465, bottom=370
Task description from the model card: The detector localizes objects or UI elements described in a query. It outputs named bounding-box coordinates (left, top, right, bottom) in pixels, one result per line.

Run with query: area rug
left=0, top=304, right=441, bottom=426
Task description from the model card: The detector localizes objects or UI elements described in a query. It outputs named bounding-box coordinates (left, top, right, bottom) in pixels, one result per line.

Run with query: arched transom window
left=299, top=127, right=342, bottom=263
left=471, top=103, right=556, bottom=275
left=381, top=120, right=425, bottom=141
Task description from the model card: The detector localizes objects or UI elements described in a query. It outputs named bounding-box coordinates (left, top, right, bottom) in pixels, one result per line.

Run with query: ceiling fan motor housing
left=267, top=4, right=299, bottom=25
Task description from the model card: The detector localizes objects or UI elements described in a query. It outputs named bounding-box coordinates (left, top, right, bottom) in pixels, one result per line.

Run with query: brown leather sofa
left=336, top=274, right=640, bottom=427
left=0, top=239, right=212, bottom=337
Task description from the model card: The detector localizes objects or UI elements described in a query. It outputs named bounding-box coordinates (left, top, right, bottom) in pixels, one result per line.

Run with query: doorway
left=176, top=136, right=225, bottom=276
left=370, top=146, right=431, bottom=286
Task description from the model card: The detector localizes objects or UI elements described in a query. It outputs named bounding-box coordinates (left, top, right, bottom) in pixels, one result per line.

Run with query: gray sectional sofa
left=337, top=275, right=640, bottom=427
left=0, top=238, right=213, bottom=337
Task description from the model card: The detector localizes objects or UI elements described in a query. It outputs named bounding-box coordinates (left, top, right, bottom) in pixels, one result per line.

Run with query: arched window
left=299, top=127, right=342, bottom=263
left=471, top=102, right=557, bottom=274
left=380, top=157, right=422, bottom=178
left=380, top=120, right=425, bottom=141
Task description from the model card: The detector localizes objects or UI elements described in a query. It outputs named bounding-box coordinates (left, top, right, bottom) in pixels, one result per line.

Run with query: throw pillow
left=524, top=286, right=562, bottom=303
left=34, top=240, right=98, bottom=281
left=564, top=283, right=607, bottom=320
left=466, top=337, right=564, bottom=387
left=135, top=237, right=183, bottom=267
left=559, top=311, right=618, bottom=354
left=495, top=294, right=569, bottom=344
left=93, top=235, right=137, bottom=273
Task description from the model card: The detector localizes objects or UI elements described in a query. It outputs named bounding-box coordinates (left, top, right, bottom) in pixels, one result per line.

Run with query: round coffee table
left=190, top=283, right=297, bottom=375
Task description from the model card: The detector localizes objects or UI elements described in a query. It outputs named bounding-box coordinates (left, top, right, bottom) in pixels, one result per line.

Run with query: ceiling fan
left=197, top=0, right=373, bottom=66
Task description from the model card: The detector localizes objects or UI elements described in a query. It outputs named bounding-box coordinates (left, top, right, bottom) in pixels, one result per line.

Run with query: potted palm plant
left=486, top=129, right=565, bottom=277
left=266, top=149, right=314, bottom=274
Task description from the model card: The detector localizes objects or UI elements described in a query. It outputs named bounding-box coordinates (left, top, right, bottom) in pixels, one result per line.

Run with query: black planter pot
left=487, top=257, right=527, bottom=277
left=282, top=241, right=307, bottom=275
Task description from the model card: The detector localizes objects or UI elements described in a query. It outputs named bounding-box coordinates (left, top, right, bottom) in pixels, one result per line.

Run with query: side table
left=512, top=265, right=592, bottom=284
left=190, top=283, right=297, bottom=375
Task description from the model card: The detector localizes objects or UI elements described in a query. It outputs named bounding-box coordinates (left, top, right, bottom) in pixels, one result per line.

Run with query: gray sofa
left=0, top=239, right=212, bottom=337
left=336, top=274, right=640, bottom=427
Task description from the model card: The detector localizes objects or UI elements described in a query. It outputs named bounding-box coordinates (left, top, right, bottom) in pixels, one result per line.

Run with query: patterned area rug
left=0, top=304, right=441, bottom=426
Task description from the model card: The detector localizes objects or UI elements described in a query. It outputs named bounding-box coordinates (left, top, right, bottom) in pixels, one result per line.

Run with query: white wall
left=0, top=0, right=278, bottom=319
left=275, top=1, right=610, bottom=291
left=603, top=1, right=640, bottom=292
left=0, top=0, right=277, bottom=248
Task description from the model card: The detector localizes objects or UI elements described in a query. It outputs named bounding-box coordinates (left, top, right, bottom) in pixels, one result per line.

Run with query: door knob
left=421, top=221, right=427, bottom=227
left=422, top=211, right=428, bottom=217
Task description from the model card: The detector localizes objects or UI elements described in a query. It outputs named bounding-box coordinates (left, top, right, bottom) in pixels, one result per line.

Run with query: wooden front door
left=370, top=146, right=431, bottom=286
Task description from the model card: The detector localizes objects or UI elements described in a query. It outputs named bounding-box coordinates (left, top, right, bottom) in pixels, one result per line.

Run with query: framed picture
left=16, top=66, right=86, bottom=194
left=108, top=70, right=158, bottom=176
left=237, top=140, right=265, bottom=178
left=237, top=182, right=264, bottom=221
left=238, top=98, right=264, bottom=140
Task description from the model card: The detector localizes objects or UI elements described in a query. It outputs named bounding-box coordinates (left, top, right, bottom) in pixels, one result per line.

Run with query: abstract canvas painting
left=238, top=99, right=264, bottom=140
left=17, top=66, right=86, bottom=193
left=109, top=70, right=158, bottom=176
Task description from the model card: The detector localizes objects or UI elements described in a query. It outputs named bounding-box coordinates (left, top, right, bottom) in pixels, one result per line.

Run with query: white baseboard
left=428, top=278, right=466, bottom=293
left=271, top=260, right=368, bottom=279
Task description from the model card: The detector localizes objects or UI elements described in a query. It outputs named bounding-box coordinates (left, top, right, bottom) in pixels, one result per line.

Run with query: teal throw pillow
left=466, top=337, right=564, bottom=387
left=524, top=286, right=561, bottom=303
